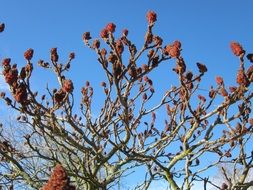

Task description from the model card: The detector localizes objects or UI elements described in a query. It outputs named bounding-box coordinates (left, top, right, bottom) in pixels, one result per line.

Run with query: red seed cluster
left=54, top=89, right=66, bottom=104
left=92, top=39, right=100, bottom=49
left=51, top=48, right=59, bottom=62
left=230, top=42, right=244, bottom=56
left=42, top=164, right=75, bottom=190
left=1, top=58, right=29, bottom=104
left=153, top=36, right=163, bottom=46
left=215, top=76, right=224, bottom=86
left=173, top=40, right=181, bottom=49
left=3, top=67, right=18, bottom=85
left=69, top=52, right=75, bottom=60
left=165, top=45, right=180, bottom=58
left=14, top=83, right=27, bottom=103
left=236, top=69, right=248, bottom=86
left=82, top=32, right=91, bottom=41
left=2, top=58, right=11, bottom=66
left=62, top=79, right=74, bottom=93
left=165, top=41, right=181, bottom=58
left=146, top=11, right=157, bottom=24
left=24, top=48, right=34, bottom=61
left=196, top=62, right=208, bottom=73
left=106, top=23, right=116, bottom=33
left=100, top=28, right=109, bottom=39
left=115, top=40, right=124, bottom=54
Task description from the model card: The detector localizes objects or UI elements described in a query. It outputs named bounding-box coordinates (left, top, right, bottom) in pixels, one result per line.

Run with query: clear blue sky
left=1, top=1, right=253, bottom=189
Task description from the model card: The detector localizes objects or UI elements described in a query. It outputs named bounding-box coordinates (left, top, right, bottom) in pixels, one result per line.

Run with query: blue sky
left=1, top=0, right=253, bottom=189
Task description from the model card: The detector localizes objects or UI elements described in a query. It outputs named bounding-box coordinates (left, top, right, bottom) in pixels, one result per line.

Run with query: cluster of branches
left=1, top=11, right=253, bottom=190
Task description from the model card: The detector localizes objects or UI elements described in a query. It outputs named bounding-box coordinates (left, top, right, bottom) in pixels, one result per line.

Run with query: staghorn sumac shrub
left=1, top=11, right=253, bottom=190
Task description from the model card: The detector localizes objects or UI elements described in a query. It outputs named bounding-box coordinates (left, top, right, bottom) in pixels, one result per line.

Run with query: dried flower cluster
left=100, top=28, right=109, bottom=39
left=62, top=79, right=74, bottom=93
left=165, top=40, right=181, bottom=58
left=1, top=57, right=28, bottom=104
left=146, top=10, right=157, bottom=25
left=106, top=22, right=116, bottom=33
left=82, top=32, right=91, bottom=45
left=42, top=164, right=75, bottom=190
left=230, top=42, right=244, bottom=56
left=54, top=89, right=66, bottom=104
left=53, top=79, right=74, bottom=104
left=51, top=48, right=59, bottom=62
left=237, top=69, right=249, bottom=86
left=24, top=48, right=34, bottom=61
left=14, top=83, right=27, bottom=103
left=69, top=52, right=75, bottom=60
